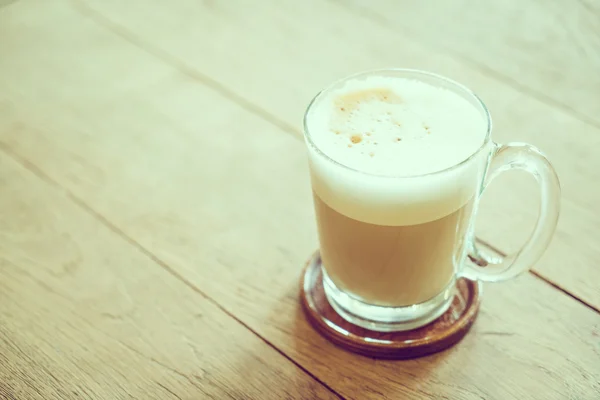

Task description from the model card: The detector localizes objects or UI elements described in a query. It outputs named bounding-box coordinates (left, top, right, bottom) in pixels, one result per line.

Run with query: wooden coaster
left=300, top=252, right=481, bottom=359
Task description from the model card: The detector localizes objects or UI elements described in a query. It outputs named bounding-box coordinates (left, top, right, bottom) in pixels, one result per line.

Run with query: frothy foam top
left=305, top=74, right=490, bottom=225
left=308, top=76, right=486, bottom=176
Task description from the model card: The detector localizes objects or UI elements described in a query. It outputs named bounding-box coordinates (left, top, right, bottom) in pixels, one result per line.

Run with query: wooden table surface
left=1, top=0, right=599, bottom=399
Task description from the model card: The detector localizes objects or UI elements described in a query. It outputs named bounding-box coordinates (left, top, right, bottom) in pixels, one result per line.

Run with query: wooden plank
left=65, top=0, right=600, bottom=310
left=341, top=0, right=600, bottom=128
left=0, top=3, right=338, bottom=398
left=1, top=2, right=599, bottom=398
left=0, top=156, right=337, bottom=399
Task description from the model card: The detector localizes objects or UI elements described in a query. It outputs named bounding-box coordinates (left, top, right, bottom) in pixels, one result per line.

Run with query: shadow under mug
left=303, top=69, right=560, bottom=332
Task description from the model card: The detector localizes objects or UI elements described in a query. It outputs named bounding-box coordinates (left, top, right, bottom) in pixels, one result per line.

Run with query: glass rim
left=303, top=68, right=493, bottom=179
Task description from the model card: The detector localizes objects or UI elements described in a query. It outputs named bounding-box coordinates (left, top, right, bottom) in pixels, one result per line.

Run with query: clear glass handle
left=462, top=143, right=561, bottom=282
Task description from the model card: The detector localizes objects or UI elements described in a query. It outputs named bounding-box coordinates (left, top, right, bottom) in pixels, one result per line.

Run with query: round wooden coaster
left=300, top=252, right=481, bottom=359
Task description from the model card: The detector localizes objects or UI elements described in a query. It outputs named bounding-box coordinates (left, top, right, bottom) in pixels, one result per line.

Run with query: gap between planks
left=329, top=0, right=600, bottom=132
left=66, top=0, right=600, bottom=317
left=0, top=141, right=347, bottom=400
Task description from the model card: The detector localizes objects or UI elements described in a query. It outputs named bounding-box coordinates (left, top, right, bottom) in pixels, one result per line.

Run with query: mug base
left=323, top=268, right=455, bottom=332
left=300, top=250, right=481, bottom=359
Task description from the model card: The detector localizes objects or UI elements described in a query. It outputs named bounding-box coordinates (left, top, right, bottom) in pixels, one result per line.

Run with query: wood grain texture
left=0, top=154, right=338, bottom=399
left=1, top=1, right=599, bottom=398
left=342, top=0, right=600, bottom=128
left=65, top=0, right=600, bottom=311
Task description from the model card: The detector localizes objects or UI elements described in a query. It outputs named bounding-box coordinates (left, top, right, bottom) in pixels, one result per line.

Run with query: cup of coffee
left=303, top=69, right=560, bottom=332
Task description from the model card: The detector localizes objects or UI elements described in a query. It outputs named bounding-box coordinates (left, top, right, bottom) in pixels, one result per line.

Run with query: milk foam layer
left=305, top=74, right=490, bottom=225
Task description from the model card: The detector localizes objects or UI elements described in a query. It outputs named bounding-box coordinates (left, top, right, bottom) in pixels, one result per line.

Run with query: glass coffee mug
left=303, top=69, right=560, bottom=332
